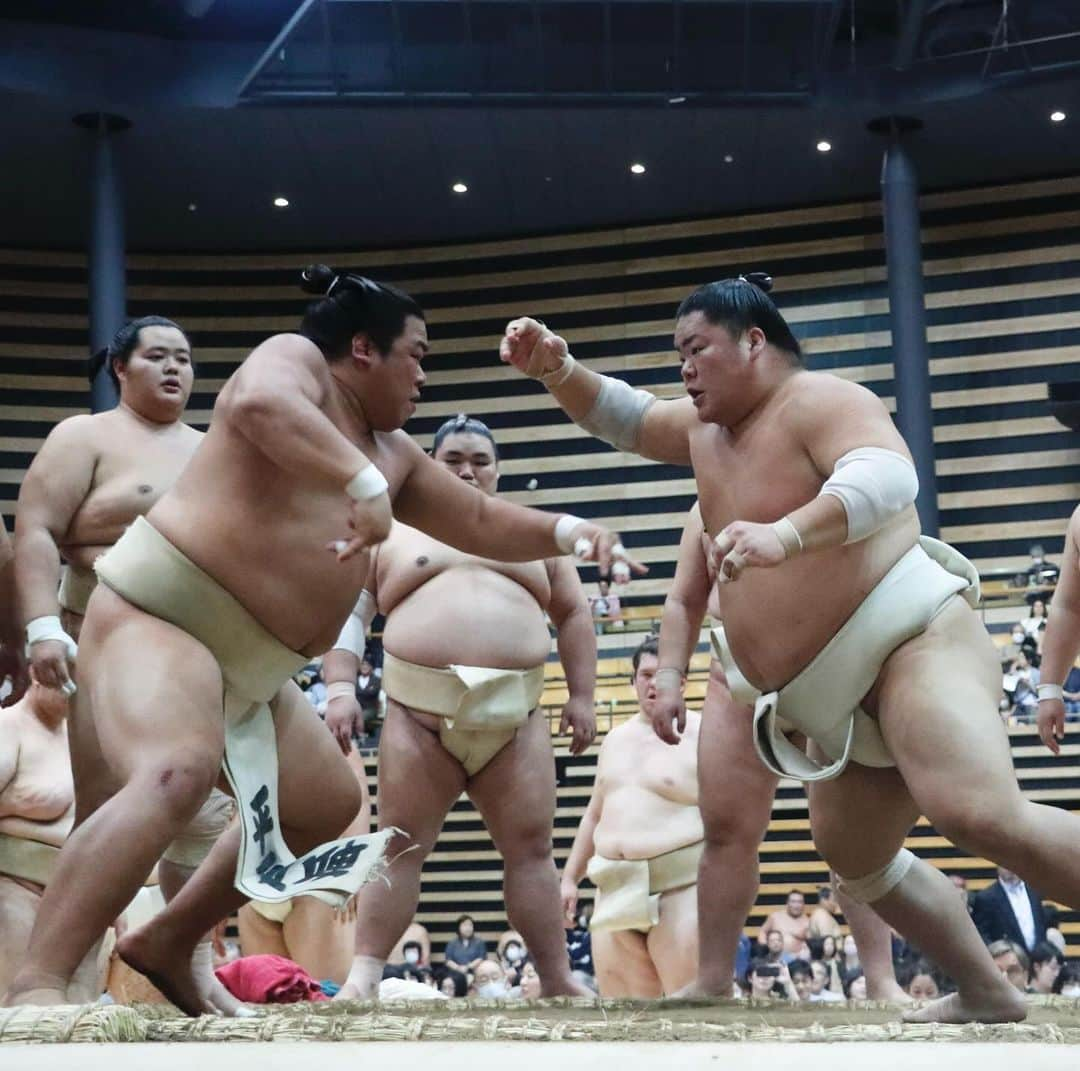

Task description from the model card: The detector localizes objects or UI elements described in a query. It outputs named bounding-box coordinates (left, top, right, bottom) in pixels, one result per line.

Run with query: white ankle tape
left=837, top=848, right=916, bottom=903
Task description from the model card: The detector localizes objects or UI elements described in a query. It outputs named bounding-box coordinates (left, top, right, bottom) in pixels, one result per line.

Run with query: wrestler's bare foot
left=540, top=976, right=595, bottom=999
left=3, top=982, right=69, bottom=1008
left=670, top=978, right=735, bottom=999
left=902, top=985, right=1026, bottom=1025
left=117, top=925, right=217, bottom=1017
left=867, top=979, right=913, bottom=1004
left=333, top=981, right=375, bottom=1001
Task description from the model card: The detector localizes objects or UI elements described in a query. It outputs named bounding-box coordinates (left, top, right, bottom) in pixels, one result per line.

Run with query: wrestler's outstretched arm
left=1036, top=506, right=1080, bottom=755
left=220, top=333, right=392, bottom=555
left=560, top=784, right=603, bottom=924
left=499, top=317, right=697, bottom=466
left=0, top=518, right=26, bottom=704
left=14, top=416, right=97, bottom=693
left=393, top=434, right=644, bottom=576
left=652, top=503, right=710, bottom=745
left=546, top=555, right=597, bottom=755
left=711, top=375, right=915, bottom=583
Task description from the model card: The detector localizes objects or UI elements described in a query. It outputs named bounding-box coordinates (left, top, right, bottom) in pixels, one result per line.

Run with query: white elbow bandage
left=332, top=589, right=377, bottom=658
left=819, top=447, right=918, bottom=544
left=578, top=375, right=657, bottom=454
left=345, top=463, right=389, bottom=501
left=837, top=848, right=916, bottom=904
left=25, top=615, right=78, bottom=661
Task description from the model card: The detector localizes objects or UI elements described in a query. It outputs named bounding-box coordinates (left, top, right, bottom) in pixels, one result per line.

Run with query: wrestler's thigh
left=592, top=928, right=661, bottom=999
left=237, top=904, right=290, bottom=959
left=468, top=709, right=555, bottom=854
left=282, top=894, right=356, bottom=984
left=0, top=876, right=38, bottom=993
left=807, top=757, right=919, bottom=878
left=647, top=884, right=699, bottom=995
left=873, top=597, right=1022, bottom=821
left=270, top=681, right=363, bottom=839
left=374, top=699, right=466, bottom=848
left=699, top=669, right=779, bottom=841
left=77, top=588, right=225, bottom=784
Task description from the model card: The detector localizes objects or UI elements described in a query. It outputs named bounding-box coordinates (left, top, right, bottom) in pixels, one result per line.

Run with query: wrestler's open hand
left=499, top=318, right=568, bottom=379
left=710, top=520, right=787, bottom=585
left=28, top=639, right=75, bottom=697
left=649, top=678, right=687, bottom=745
left=560, top=877, right=580, bottom=927
left=560, top=694, right=596, bottom=755
left=1038, top=697, right=1067, bottom=756
left=326, top=694, right=364, bottom=756
left=329, top=490, right=393, bottom=563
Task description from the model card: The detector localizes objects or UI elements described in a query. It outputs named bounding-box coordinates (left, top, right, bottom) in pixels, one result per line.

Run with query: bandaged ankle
left=837, top=848, right=916, bottom=903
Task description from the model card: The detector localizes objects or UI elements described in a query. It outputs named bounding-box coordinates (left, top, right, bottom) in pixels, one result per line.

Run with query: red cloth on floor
left=215, top=954, right=329, bottom=1004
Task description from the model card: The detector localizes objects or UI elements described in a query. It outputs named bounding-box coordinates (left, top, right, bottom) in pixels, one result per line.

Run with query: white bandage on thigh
left=578, top=375, right=657, bottom=453
left=332, top=589, right=377, bottom=658
left=819, top=447, right=918, bottom=544
left=836, top=848, right=916, bottom=904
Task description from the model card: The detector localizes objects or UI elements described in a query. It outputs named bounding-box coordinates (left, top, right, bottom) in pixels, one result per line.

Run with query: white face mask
left=476, top=981, right=508, bottom=999
left=505, top=946, right=522, bottom=963
left=404, top=949, right=420, bottom=965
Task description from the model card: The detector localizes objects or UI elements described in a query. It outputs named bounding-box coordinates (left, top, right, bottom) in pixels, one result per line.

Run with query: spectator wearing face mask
left=472, top=958, right=510, bottom=1000
left=401, top=940, right=426, bottom=971
left=1054, top=963, right=1080, bottom=998
left=501, top=939, right=527, bottom=982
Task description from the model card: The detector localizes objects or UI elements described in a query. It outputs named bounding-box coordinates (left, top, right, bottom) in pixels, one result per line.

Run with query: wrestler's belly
left=592, top=790, right=703, bottom=861
left=383, top=569, right=552, bottom=670
left=0, top=814, right=71, bottom=848
left=717, top=523, right=918, bottom=690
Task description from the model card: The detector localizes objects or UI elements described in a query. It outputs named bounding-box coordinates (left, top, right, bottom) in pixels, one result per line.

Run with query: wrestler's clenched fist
left=710, top=520, right=788, bottom=584
left=500, top=317, right=568, bottom=379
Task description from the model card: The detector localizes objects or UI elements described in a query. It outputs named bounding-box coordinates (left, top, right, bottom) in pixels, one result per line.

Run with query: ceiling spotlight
left=630, top=162, right=646, bottom=175
left=816, top=140, right=832, bottom=153
left=187, top=202, right=197, bottom=212
left=273, top=196, right=289, bottom=208
left=452, top=182, right=468, bottom=194
left=723, top=154, right=734, bottom=164
left=1050, top=110, right=1066, bottom=122
left=668, top=96, right=687, bottom=105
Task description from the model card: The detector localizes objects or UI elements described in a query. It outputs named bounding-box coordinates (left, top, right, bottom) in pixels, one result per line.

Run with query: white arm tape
left=554, top=514, right=587, bottom=555
left=345, top=463, right=389, bottom=501
left=819, top=447, right=918, bottom=544
left=25, top=615, right=78, bottom=661
left=331, top=589, right=377, bottom=658
left=1038, top=683, right=1064, bottom=702
left=579, top=375, right=657, bottom=454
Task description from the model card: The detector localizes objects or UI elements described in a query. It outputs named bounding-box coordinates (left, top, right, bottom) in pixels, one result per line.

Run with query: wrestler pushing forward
left=5, top=266, right=634, bottom=1015
left=500, top=275, right=1080, bottom=1023
left=327, top=414, right=596, bottom=999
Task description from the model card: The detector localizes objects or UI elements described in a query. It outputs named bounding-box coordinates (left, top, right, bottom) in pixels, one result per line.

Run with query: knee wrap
left=161, top=788, right=236, bottom=868
left=836, top=848, right=916, bottom=904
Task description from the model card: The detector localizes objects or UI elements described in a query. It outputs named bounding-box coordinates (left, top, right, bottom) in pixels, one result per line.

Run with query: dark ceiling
left=1, top=1, right=1079, bottom=252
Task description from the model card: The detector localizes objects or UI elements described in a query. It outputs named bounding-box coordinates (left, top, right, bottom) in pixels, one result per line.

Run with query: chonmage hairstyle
left=299, top=263, right=425, bottom=360
left=432, top=413, right=500, bottom=462
left=88, top=315, right=190, bottom=391
left=676, top=273, right=802, bottom=363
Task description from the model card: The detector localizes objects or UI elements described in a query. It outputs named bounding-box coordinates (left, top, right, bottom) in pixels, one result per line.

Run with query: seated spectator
left=808, top=960, right=846, bottom=1002
left=787, top=960, right=813, bottom=1001
left=355, top=656, right=383, bottom=743
left=1020, top=598, right=1050, bottom=637
left=1006, top=625, right=1040, bottom=668
left=973, top=867, right=1049, bottom=953
left=472, top=958, right=510, bottom=999
left=988, top=939, right=1030, bottom=993
left=1062, top=662, right=1080, bottom=716
left=745, top=958, right=796, bottom=1001
left=565, top=908, right=594, bottom=978
left=839, top=934, right=860, bottom=976
left=443, top=914, right=487, bottom=974
left=1024, top=543, right=1059, bottom=585
left=1003, top=651, right=1040, bottom=719
left=900, top=960, right=941, bottom=1002
left=438, top=968, right=468, bottom=998
left=1055, top=964, right=1080, bottom=997
left=401, top=940, right=426, bottom=971
left=519, top=960, right=542, bottom=1000
left=388, top=921, right=431, bottom=967
left=808, top=885, right=842, bottom=940
left=588, top=580, right=623, bottom=632
left=762, top=928, right=795, bottom=966
left=841, top=967, right=867, bottom=1000
left=1028, top=941, right=1062, bottom=995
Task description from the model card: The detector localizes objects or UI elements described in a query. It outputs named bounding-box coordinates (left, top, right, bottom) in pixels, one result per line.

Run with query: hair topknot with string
left=738, top=272, right=774, bottom=293
left=298, top=263, right=424, bottom=359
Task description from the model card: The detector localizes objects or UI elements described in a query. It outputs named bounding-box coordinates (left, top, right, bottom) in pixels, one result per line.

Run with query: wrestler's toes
left=116, top=927, right=207, bottom=1018
left=902, top=988, right=1026, bottom=1025
left=867, top=979, right=913, bottom=1004
left=333, top=982, right=367, bottom=1001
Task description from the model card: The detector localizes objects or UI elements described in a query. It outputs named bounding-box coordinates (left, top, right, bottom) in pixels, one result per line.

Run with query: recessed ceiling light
left=630, top=162, right=646, bottom=175
left=723, top=154, right=734, bottom=164
left=187, top=202, right=197, bottom=212
left=452, top=182, right=468, bottom=194
left=668, top=96, right=686, bottom=105
left=1050, top=110, right=1067, bottom=122
left=816, top=140, right=832, bottom=153
left=273, top=196, right=289, bottom=208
